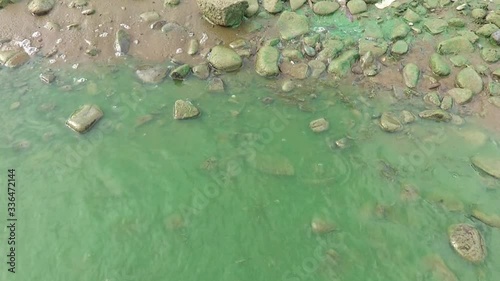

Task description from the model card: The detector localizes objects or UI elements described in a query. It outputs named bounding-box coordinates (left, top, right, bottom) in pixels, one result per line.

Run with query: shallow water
left=1, top=60, right=499, bottom=281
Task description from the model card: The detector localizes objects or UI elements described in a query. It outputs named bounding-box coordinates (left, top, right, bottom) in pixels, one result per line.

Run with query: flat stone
left=390, top=22, right=411, bottom=40
left=309, top=118, right=329, bottom=133
left=165, top=0, right=180, bottom=5
left=196, top=0, right=249, bottom=27
left=437, top=36, right=474, bottom=54
left=4, top=51, right=30, bottom=68
left=399, top=110, right=416, bottom=124
left=379, top=112, right=402, bottom=132
left=418, top=109, right=452, bottom=122
left=472, top=209, right=500, bottom=228
left=447, top=88, right=473, bottom=104
left=280, top=62, right=309, bottom=79
left=423, top=19, right=448, bottom=35
left=475, top=24, right=498, bottom=37
left=290, top=0, right=306, bottom=10
left=136, top=65, right=168, bottom=83
left=449, top=55, right=469, bottom=67
left=471, top=156, right=500, bottom=179
left=187, top=39, right=199, bottom=55
left=255, top=46, right=280, bottom=77
left=456, top=67, right=482, bottom=94
left=403, top=9, right=421, bottom=23
left=423, top=91, right=441, bottom=106
left=28, top=0, right=55, bottom=16
left=140, top=11, right=160, bottom=22
left=308, top=60, right=326, bottom=78
left=481, top=47, right=500, bottom=63
left=448, top=224, right=486, bottom=263
left=440, top=96, right=453, bottom=110
left=327, top=50, right=359, bottom=77
left=66, top=104, right=103, bottom=133
left=457, top=30, right=479, bottom=44
left=403, top=63, right=419, bottom=88
left=173, top=100, right=200, bottom=120
left=276, top=11, right=309, bottom=40
left=448, top=17, right=465, bottom=27
left=208, top=45, right=242, bottom=72
left=358, top=38, right=388, bottom=57
left=208, top=77, right=225, bottom=92
left=313, top=1, right=340, bottom=15
left=114, top=29, right=130, bottom=55
left=492, top=30, right=500, bottom=46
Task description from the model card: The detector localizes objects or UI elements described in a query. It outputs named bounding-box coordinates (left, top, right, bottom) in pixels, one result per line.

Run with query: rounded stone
left=313, top=1, right=340, bottom=15
left=28, top=0, right=55, bottom=16
left=208, top=45, right=242, bottom=72
left=456, top=67, right=483, bottom=94
left=448, top=224, right=486, bottom=263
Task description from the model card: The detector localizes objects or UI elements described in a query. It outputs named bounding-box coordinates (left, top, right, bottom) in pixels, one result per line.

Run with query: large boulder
left=196, top=0, right=249, bottom=27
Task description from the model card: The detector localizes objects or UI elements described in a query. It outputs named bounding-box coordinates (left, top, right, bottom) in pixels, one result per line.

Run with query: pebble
left=309, top=118, right=329, bottom=133
left=81, top=8, right=95, bottom=15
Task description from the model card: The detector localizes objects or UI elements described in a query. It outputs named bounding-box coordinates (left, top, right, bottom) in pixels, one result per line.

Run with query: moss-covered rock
left=255, top=46, right=280, bottom=77
left=437, top=36, right=474, bottom=54
left=276, top=11, right=309, bottom=40
left=208, top=45, right=242, bottom=72
left=429, top=53, right=450, bottom=76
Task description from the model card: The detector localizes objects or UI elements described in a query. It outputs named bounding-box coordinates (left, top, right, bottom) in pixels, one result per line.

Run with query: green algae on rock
left=313, top=1, right=340, bottom=15
left=276, top=11, right=309, bottom=40
left=423, top=18, right=448, bottom=35
left=418, top=109, right=451, bottom=122
left=440, top=96, right=453, bottom=110
left=456, top=67, right=483, bottom=94
left=481, top=47, right=500, bottom=63
left=347, top=0, right=367, bottom=15
left=391, top=40, right=409, bottom=55
left=263, top=0, right=283, bottom=13
left=327, top=50, right=359, bottom=77
left=448, top=224, right=486, bottom=263
left=208, top=45, right=242, bottom=72
left=196, top=0, right=249, bottom=27
left=136, top=65, right=168, bottom=84
left=170, top=64, right=191, bottom=80
left=255, top=46, right=279, bottom=77
left=379, top=112, right=402, bottom=132
left=437, top=36, right=474, bottom=54
left=429, top=53, right=450, bottom=76
left=472, top=209, right=500, bottom=228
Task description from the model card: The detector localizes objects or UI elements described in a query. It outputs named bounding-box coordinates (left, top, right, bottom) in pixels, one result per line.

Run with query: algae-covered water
left=1, top=61, right=500, bottom=281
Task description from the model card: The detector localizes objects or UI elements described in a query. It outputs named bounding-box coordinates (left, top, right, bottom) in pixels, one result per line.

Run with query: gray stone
left=150, top=20, right=167, bottom=30
left=276, top=12, right=309, bottom=40
left=347, top=0, right=367, bottom=15
left=379, top=112, right=402, bottom=132
left=418, top=109, right=452, bottom=122
left=327, top=50, right=359, bottom=77
left=255, top=46, right=280, bottom=77
left=192, top=63, right=210, bottom=79
left=290, top=0, right=306, bottom=10
left=196, top=0, right=249, bottom=27
left=136, top=65, right=168, bottom=84
left=208, top=77, right=225, bottom=92
left=471, top=209, right=500, bottom=228
left=3, top=51, right=29, bottom=68
left=313, top=1, right=340, bottom=15
left=403, top=63, right=419, bottom=88
left=280, top=62, right=309, bottom=79
left=447, top=88, right=473, bottom=104
left=170, top=64, right=191, bottom=80
left=208, top=45, right=242, bottom=72
left=187, top=39, right=199, bottom=55
left=282, top=49, right=303, bottom=60
left=173, top=100, right=200, bottom=120
left=28, top=0, right=55, bottom=16
left=66, top=104, right=103, bottom=133
left=282, top=80, right=295, bottom=92
left=456, top=67, right=482, bottom=94
left=429, top=53, right=450, bottom=76
left=140, top=11, right=160, bottom=22
left=471, top=156, right=500, bottom=179
left=448, top=224, right=486, bottom=263
left=263, top=0, right=283, bottom=13
left=81, top=8, right=95, bottom=15
left=492, top=30, right=500, bottom=46
left=161, top=22, right=184, bottom=34
left=391, top=40, right=409, bottom=55
left=423, top=19, right=448, bottom=35
left=308, top=60, right=326, bottom=78
left=437, top=36, right=474, bottom=54
left=114, top=29, right=130, bottom=55
left=309, top=118, right=329, bottom=133
left=481, top=48, right=500, bottom=63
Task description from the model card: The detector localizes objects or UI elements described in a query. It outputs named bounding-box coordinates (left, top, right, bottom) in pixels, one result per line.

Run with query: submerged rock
left=250, top=153, right=295, bottom=176
left=66, top=104, right=103, bottom=133
left=276, top=11, right=309, bottom=40
left=28, top=0, right=55, bottom=16
left=170, top=64, right=191, bottom=80
left=173, top=100, right=200, bottom=120
left=311, top=218, right=335, bottom=234
left=196, top=0, right=249, bottom=27
left=208, top=45, right=242, bottom=72
left=418, top=109, right=451, bottom=122
left=471, top=156, right=500, bottom=179
left=456, top=67, right=482, bottom=94
left=309, top=118, right=329, bottom=133
left=3, top=51, right=30, bottom=68
left=379, top=112, right=402, bottom=132
left=136, top=65, right=168, bottom=83
left=423, top=255, right=458, bottom=281
left=472, top=209, right=500, bottom=228
left=255, top=46, right=280, bottom=77
left=448, top=224, right=486, bottom=263
left=192, top=63, right=210, bottom=79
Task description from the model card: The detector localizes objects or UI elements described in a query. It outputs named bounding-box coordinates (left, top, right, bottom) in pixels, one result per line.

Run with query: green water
left=1, top=60, right=499, bottom=281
